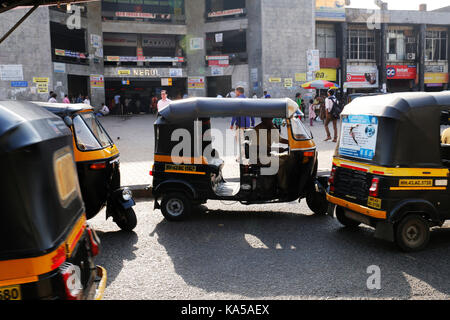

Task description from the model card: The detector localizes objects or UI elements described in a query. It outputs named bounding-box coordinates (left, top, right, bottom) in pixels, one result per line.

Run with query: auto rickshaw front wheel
left=395, top=214, right=430, bottom=252
left=306, top=189, right=328, bottom=215
left=161, top=192, right=192, bottom=221
left=113, top=207, right=137, bottom=231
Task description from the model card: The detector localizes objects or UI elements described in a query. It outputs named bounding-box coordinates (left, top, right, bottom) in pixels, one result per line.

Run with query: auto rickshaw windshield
left=73, top=113, right=113, bottom=151
left=291, top=117, right=312, bottom=140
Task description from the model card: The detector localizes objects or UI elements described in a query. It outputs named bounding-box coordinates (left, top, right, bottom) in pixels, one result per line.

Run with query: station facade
left=0, top=1, right=450, bottom=108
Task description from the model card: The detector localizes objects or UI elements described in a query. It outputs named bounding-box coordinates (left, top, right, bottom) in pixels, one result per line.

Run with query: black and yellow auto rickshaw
left=326, top=92, right=450, bottom=252
left=151, top=97, right=328, bottom=221
left=33, top=102, right=137, bottom=231
left=0, top=101, right=106, bottom=300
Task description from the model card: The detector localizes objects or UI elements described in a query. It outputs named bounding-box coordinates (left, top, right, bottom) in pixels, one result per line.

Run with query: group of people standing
left=47, top=91, right=110, bottom=116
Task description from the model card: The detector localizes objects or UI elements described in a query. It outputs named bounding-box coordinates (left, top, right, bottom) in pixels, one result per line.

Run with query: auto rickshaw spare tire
left=306, top=189, right=328, bottom=215
left=114, top=207, right=137, bottom=231
left=394, top=214, right=430, bottom=252
left=335, top=206, right=361, bottom=228
left=161, top=192, right=192, bottom=222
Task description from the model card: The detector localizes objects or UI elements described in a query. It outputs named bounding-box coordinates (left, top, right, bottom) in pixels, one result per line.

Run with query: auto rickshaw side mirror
left=63, top=116, right=73, bottom=127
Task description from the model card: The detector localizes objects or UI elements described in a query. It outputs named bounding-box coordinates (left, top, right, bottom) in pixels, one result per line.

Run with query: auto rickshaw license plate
left=0, top=285, right=21, bottom=300
left=367, top=196, right=382, bottom=209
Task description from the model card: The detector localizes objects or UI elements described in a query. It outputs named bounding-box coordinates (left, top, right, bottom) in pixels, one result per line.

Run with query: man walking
left=230, top=86, right=255, bottom=130
left=157, top=90, right=172, bottom=112
left=324, top=89, right=339, bottom=142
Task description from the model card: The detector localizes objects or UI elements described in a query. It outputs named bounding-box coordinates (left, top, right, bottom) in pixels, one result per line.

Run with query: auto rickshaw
left=326, top=92, right=450, bottom=252
left=0, top=101, right=106, bottom=300
left=32, top=102, right=137, bottom=231
left=151, top=97, right=328, bottom=221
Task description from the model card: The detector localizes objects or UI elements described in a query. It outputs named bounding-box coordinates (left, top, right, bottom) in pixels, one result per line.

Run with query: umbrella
left=301, top=80, right=340, bottom=90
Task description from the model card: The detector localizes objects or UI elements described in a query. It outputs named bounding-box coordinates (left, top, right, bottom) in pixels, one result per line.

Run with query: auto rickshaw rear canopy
left=339, top=91, right=450, bottom=168
left=32, top=102, right=94, bottom=118
left=158, top=97, right=300, bottom=124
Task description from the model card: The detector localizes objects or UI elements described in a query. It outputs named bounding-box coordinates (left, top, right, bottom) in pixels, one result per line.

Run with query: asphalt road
left=89, top=114, right=450, bottom=300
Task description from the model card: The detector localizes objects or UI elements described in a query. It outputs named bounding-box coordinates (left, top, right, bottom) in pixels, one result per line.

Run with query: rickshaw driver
left=250, top=118, right=291, bottom=194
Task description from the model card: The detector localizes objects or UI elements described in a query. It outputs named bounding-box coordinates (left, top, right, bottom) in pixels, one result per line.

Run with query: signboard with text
left=386, top=65, right=417, bottom=80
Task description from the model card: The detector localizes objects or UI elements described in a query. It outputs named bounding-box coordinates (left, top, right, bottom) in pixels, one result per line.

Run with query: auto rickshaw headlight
left=122, top=188, right=133, bottom=201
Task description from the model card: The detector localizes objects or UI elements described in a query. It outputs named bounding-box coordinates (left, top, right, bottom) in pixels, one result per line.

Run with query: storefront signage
left=115, top=12, right=171, bottom=19
left=54, top=62, right=66, bottom=73
left=316, top=0, right=346, bottom=21
left=207, top=8, right=244, bottom=18
left=386, top=65, right=416, bottom=80
left=55, top=49, right=87, bottom=59
left=425, top=65, right=445, bottom=73
left=424, top=73, right=449, bottom=84
left=208, top=60, right=229, bottom=67
left=339, top=115, right=378, bottom=161
left=106, top=56, right=184, bottom=63
left=295, top=73, right=307, bottom=82
left=269, top=78, right=282, bottom=83
left=33, top=77, right=49, bottom=83
left=142, top=37, right=176, bottom=48
left=188, top=76, right=205, bottom=89
left=284, top=78, right=293, bottom=88
left=118, top=70, right=131, bottom=75
left=132, top=69, right=159, bottom=77
left=0, top=65, right=23, bottom=81
left=314, top=68, right=337, bottom=81
left=211, top=67, right=224, bottom=76
left=37, top=83, right=49, bottom=94
left=346, top=65, right=378, bottom=88
left=161, top=78, right=172, bottom=86
left=169, top=68, right=183, bottom=77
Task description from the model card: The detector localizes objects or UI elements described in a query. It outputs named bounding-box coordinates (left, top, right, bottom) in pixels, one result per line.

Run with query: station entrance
left=105, top=78, right=187, bottom=114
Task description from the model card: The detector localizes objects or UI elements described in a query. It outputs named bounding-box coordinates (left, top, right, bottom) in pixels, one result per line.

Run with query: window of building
left=386, top=29, right=416, bottom=61
left=425, top=30, right=448, bottom=61
left=50, top=22, right=88, bottom=65
left=347, top=29, right=375, bottom=60
left=316, top=25, right=336, bottom=58
left=206, top=29, right=247, bottom=64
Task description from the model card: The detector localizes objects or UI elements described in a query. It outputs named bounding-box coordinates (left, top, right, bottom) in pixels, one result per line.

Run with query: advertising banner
left=386, top=65, right=417, bottom=80
left=90, top=75, right=104, bottom=89
left=314, top=68, right=337, bottom=81
left=346, top=65, right=378, bottom=88
left=424, top=73, right=449, bottom=84
left=207, top=8, right=244, bottom=18
left=339, top=115, right=379, bottom=161
left=316, top=0, right=346, bottom=21
left=188, top=77, right=205, bottom=89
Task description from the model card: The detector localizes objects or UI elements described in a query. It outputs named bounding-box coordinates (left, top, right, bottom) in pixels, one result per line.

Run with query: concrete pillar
left=379, top=23, right=387, bottom=93
left=185, top=0, right=206, bottom=97
left=246, top=0, right=263, bottom=97
left=86, top=1, right=105, bottom=108
left=418, top=24, right=426, bottom=91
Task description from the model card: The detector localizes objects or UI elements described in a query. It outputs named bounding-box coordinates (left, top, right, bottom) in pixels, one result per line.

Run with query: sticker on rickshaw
left=339, top=115, right=378, bottom=161
left=0, top=285, right=21, bottom=300
left=399, top=179, right=433, bottom=187
left=165, top=164, right=197, bottom=172
left=367, top=196, right=382, bottom=209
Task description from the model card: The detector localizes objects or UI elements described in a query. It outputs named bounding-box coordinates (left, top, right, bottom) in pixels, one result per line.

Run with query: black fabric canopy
left=158, top=97, right=299, bottom=123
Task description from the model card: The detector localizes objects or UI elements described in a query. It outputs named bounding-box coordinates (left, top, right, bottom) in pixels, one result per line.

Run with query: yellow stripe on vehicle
left=390, top=187, right=447, bottom=191
left=327, top=194, right=387, bottom=220
left=164, top=170, right=206, bottom=175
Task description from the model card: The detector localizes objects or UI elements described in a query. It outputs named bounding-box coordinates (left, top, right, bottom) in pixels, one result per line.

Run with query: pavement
left=98, top=114, right=339, bottom=198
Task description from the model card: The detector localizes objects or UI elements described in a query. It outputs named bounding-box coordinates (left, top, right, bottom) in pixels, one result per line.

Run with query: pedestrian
left=96, top=103, right=110, bottom=117
left=263, top=91, right=271, bottom=98
left=63, top=94, right=70, bottom=104
left=76, top=94, right=83, bottom=103
left=324, top=89, right=339, bottom=142
left=157, top=90, right=172, bottom=113
left=48, top=91, right=54, bottom=102
left=295, top=93, right=303, bottom=120
left=308, top=99, right=316, bottom=126
left=83, top=96, right=91, bottom=105
left=48, top=92, right=58, bottom=103
left=230, top=86, right=255, bottom=130
left=151, top=95, right=158, bottom=113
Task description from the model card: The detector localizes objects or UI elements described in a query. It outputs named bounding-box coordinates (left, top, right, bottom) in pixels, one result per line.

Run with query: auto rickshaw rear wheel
left=395, top=214, right=430, bottom=252
left=113, top=207, right=137, bottom=231
left=335, top=206, right=361, bottom=228
left=306, top=189, right=328, bottom=215
left=161, top=192, right=192, bottom=221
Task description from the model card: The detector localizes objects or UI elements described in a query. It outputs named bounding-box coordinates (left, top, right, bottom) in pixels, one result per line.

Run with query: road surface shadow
left=94, top=230, right=139, bottom=285
left=150, top=207, right=450, bottom=299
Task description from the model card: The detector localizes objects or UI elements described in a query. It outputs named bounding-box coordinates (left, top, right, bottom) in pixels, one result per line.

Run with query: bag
left=329, top=97, right=342, bottom=119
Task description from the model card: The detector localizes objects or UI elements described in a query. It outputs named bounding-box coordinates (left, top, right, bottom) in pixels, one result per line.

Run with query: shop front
left=386, top=65, right=417, bottom=93
left=424, top=72, right=449, bottom=92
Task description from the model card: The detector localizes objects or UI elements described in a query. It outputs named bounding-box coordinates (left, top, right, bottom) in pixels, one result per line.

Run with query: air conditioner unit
left=389, top=54, right=397, bottom=61
left=407, top=37, right=416, bottom=44
left=406, top=53, right=416, bottom=60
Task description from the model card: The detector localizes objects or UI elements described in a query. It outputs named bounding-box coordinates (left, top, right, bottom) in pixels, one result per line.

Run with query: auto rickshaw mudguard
left=152, top=179, right=198, bottom=200
left=389, top=199, right=440, bottom=224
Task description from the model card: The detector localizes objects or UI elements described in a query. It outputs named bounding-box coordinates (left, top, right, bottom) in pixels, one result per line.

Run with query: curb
left=126, top=184, right=153, bottom=199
